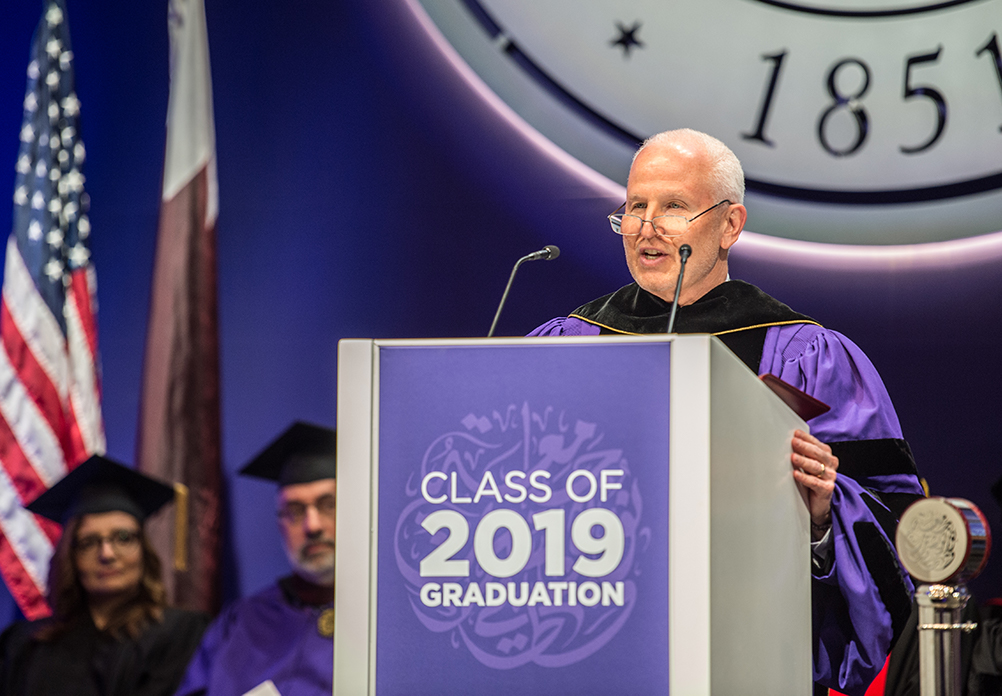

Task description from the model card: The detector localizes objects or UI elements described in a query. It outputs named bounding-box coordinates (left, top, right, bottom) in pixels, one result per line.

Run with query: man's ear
left=720, top=204, right=747, bottom=250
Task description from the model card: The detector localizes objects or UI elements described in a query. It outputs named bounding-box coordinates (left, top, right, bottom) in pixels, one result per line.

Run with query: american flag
left=0, top=0, right=105, bottom=619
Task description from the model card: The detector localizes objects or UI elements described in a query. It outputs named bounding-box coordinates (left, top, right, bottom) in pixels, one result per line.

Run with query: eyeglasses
left=277, top=494, right=336, bottom=525
left=73, top=529, right=141, bottom=556
left=608, top=200, right=730, bottom=238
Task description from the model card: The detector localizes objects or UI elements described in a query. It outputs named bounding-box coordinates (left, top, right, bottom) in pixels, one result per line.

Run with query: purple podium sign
left=375, top=342, right=671, bottom=695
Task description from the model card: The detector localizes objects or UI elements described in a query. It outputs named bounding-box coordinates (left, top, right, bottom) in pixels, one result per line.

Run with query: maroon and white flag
left=136, top=0, right=221, bottom=613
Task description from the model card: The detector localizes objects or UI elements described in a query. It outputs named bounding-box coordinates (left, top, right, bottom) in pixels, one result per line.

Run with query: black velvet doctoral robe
left=0, top=607, right=209, bottom=696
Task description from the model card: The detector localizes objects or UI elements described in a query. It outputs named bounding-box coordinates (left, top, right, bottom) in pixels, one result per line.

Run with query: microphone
left=522, top=245, right=560, bottom=262
left=665, top=244, right=692, bottom=334
left=487, top=245, right=561, bottom=338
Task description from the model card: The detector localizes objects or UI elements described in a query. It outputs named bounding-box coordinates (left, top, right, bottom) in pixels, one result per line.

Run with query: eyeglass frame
left=73, top=528, right=142, bottom=556
left=276, top=494, right=336, bottom=525
left=608, top=199, right=731, bottom=238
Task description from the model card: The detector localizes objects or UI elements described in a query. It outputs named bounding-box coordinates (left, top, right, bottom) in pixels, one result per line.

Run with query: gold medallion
left=317, top=608, right=335, bottom=637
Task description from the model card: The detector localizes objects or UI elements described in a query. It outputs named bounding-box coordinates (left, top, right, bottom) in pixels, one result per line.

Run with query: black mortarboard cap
left=239, top=422, right=337, bottom=486
left=27, top=454, right=175, bottom=523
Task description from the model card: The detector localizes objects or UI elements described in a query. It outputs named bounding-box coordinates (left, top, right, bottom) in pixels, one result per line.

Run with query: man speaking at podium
left=530, top=128, right=925, bottom=696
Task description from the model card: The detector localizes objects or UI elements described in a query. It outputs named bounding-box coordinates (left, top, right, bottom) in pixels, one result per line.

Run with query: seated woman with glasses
left=0, top=455, right=210, bottom=696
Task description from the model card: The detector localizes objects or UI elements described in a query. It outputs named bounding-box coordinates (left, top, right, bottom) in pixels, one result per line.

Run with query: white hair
left=634, top=128, right=745, bottom=204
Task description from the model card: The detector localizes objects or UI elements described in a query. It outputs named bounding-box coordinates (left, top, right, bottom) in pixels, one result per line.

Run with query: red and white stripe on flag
left=0, top=0, right=105, bottom=619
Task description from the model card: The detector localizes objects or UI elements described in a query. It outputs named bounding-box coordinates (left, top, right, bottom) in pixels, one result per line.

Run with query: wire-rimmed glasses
left=73, top=529, right=142, bottom=556
left=277, top=494, right=336, bottom=525
left=608, top=200, right=730, bottom=238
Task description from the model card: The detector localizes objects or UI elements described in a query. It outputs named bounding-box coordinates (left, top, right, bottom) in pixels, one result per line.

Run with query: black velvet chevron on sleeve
left=853, top=520, right=913, bottom=648
left=828, top=438, right=918, bottom=479
left=851, top=486, right=917, bottom=655
left=858, top=489, right=905, bottom=547
left=828, top=438, right=924, bottom=520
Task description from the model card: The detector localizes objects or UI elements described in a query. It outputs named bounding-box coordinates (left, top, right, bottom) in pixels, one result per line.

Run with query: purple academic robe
left=530, top=316, right=925, bottom=696
left=173, top=583, right=332, bottom=696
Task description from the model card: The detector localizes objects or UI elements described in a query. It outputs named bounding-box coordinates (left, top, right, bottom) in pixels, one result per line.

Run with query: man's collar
left=569, top=280, right=817, bottom=336
left=279, top=573, right=334, bottom=607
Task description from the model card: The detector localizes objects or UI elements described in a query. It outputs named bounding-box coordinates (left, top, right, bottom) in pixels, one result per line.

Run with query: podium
left=334, top=335, right=812, bottom=695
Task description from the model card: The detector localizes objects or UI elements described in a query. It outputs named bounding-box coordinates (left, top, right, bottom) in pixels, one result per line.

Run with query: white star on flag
left=61, top=93, right=79, bottom=116
left=45, top=5, right=63, bottom=26
left=43, top=258, right=63, bottom=281
left=68, top=244, right=90, bottom=266
left=64, top=170, right=84, bottom=192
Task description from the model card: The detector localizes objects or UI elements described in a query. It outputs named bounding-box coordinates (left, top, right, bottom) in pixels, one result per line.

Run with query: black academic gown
left=0, top=607, right=209, bottom=696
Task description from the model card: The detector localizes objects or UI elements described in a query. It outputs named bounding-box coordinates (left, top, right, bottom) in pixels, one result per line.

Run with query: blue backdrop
left=0, top=0, right=999, bottom=625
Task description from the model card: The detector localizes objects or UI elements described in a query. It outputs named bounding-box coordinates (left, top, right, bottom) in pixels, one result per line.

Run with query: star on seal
left=610, top=21, right=644, bottom=57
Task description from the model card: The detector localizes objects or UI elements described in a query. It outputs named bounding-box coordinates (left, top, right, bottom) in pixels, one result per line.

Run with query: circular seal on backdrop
left=393, top=403, right=650, bottom=669
left=896, top=496, right=992, bottom=584
left=412, top=0, right=1002, bottom=245
left=747, top=0, right=984, bottom=16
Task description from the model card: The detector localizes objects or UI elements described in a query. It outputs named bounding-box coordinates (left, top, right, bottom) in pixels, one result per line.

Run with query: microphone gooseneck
left=487, top=245, right=561, bottom=338
left=665, top=244, right=692, bottom=334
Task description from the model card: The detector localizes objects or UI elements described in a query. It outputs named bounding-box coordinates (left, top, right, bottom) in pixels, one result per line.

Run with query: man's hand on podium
left=791, top=429, right=838, bottom=541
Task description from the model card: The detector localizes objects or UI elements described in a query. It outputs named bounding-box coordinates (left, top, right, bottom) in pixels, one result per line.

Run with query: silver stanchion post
left=897, top=497, right=991, bottom=696
left=914, top=584, right=976, bottom=696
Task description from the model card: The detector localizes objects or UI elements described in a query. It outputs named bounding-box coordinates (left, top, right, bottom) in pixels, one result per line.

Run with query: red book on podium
left=760, top=373, right=831, bottom=421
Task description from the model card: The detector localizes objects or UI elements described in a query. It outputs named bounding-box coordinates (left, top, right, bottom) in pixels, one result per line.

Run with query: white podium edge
left=334, top=339, right=376, bottom=695
left=668, top=335, right=713, bottom=695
